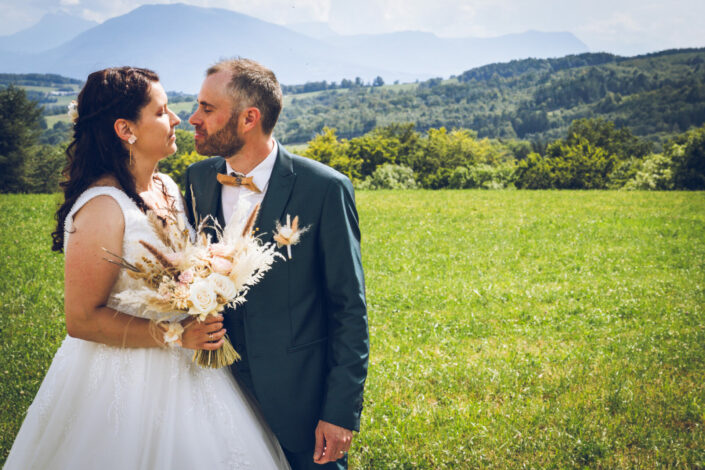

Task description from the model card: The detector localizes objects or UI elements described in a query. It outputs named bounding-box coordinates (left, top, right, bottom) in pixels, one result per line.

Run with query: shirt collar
left=224, top=140, right=278, bottom=193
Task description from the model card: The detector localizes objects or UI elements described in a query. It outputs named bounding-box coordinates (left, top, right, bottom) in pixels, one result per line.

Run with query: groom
left=184, top=58, right=369, bottom=469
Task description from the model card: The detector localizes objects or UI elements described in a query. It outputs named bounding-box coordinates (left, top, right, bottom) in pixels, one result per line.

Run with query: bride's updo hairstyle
left=52, top=66, right=159, bottom=253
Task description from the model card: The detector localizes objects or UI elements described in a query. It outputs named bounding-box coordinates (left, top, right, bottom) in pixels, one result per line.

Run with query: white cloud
left=80, top=8, right=106, bottom=23
left=327, top=0, right=489, bottom=36
left=579, top=12, right=643, bottom=35
left=572, top=2, right=705, bottom=54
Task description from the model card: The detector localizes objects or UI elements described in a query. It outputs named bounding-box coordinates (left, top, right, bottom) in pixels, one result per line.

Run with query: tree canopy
left=0, top=86, right=43, bottom=193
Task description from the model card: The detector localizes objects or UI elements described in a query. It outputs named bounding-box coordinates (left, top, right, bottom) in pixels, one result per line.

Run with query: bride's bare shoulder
left=71, top=176, right=125, bottom=231
left=67, top=192, right=125, bottom=259
left=72, top=193, right=124, bottom=225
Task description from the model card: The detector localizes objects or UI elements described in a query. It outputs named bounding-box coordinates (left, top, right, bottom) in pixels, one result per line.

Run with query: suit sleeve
left=317, top=176, right=369, bottom=432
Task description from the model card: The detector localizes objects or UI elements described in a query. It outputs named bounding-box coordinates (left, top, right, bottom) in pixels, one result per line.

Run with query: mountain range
left=0, top=12, right=97, bottom=54
left=0, top=3, right=589, bottom=91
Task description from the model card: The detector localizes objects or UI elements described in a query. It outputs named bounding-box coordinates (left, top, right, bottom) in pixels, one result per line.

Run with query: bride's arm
left=64, top=195, right=225, bottom=349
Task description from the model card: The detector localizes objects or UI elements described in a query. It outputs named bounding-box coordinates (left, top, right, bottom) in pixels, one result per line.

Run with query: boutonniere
left=273, top=214, right=309, bottom=259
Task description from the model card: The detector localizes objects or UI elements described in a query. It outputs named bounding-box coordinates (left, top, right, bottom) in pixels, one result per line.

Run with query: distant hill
left=276, top=49, right=705, bottom=145
left=0, top=3, right=589, bottom=92
left=9, top=49, right=703, bottom=147
left=0, top=12, right=97, bottom=54
left=0, top=73, right=82, bottom=88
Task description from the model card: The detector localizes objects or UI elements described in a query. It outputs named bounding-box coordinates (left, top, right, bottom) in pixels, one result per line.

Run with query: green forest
left=278, top=49, right=705, bottom=145
left=1, top=48, right=705, bottom=192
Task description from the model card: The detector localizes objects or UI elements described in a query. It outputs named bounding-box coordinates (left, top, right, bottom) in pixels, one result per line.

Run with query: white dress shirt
left=221, top=141, right=278, bottom=226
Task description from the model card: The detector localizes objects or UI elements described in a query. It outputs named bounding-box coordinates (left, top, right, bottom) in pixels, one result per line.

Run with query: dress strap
left=63, top=187, right=137, bottom=253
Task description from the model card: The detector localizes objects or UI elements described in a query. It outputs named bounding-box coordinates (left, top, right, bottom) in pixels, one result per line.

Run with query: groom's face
left=190, top=71, right=244, bottom=157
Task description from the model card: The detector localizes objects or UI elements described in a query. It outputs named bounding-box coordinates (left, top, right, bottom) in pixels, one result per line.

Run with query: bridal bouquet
left=105, top=202, right=294, bottom=368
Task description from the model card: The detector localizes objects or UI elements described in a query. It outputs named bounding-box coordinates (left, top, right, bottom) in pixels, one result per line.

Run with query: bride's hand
left=180, top=314, right=227, bottom=350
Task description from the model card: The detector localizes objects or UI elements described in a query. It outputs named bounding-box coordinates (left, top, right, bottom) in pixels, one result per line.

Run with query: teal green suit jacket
left=184, top=144, right=369, bottom=452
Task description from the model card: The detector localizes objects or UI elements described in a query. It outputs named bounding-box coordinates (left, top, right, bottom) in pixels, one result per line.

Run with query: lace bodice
left=63, top=174, right=189, bottom=320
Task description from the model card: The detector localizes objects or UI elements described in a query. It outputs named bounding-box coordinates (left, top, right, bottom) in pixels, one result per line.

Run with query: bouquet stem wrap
left=193, top=334, right=241, bottom=368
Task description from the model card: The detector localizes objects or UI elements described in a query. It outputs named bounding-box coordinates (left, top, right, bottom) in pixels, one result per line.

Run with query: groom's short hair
left=207, top=58, right=283, bottom=135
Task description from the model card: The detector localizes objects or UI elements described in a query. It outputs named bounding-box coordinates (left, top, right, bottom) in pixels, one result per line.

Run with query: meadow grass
left=169, top=100, right=197, bottom=114
left=43, top=113, right=71, bottom=128
left=1, top=191, right=704, bottom=468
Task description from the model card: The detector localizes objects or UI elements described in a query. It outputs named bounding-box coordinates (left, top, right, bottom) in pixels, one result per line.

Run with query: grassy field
left=169, top=99, right=197, bottom=114
left=43, top=113, right=71, bottom=128
left=1, top=191, right=704, bottom=468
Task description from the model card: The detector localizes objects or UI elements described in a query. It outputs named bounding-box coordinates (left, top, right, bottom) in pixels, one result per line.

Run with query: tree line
left=281, top=76, right=386, bottom=95
left=2, top=84, right=703, bottom=193
left=0, top=74, right=82, bottom=88
left=299, top=120, right=704, bottom=190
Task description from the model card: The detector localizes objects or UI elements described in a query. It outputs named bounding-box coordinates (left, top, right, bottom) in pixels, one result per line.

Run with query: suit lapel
left=206, top=158, right=226, bottom=227
left=256, top=144, right=296, bottom=240
left=192, top=157, right=226, bottom=238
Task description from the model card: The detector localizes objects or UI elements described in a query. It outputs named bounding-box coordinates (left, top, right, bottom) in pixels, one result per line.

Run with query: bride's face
left=130, top=82, right=181, bottom=160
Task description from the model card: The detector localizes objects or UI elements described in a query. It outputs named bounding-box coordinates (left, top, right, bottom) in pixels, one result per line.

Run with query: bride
left=3, top=67, right=289, bottom=470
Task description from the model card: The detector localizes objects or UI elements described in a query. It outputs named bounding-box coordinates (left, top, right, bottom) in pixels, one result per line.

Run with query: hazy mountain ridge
left=0, top=3, right=589, bottom=91
left=0, top=12, right=97, bottom=54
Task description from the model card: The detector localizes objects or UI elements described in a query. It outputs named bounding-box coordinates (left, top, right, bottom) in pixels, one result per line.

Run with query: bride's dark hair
left=51, top=66, right=160, bottom=253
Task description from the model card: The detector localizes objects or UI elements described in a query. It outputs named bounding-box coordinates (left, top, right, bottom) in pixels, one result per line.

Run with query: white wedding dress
left=4, top=176, right=290, bottom=470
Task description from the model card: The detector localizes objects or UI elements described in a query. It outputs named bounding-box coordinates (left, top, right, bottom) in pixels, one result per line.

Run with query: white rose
left=188, top=280, right=218, bottom=317
left=208, top=273, right=238, bottom=301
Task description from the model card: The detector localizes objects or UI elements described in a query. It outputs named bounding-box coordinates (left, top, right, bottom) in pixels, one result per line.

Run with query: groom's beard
left=195, top=112, right=244, bottom=157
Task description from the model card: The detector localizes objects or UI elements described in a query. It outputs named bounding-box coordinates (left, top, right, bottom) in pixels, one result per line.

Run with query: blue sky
left=1, top=0, right=703, bottom=55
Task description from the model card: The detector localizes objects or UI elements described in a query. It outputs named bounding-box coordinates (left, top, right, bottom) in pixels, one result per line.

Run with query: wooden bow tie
left=217, top=172, right=261, bottom=193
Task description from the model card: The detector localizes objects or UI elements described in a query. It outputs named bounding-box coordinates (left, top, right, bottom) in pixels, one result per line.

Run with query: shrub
left=304, top=127, right=361, bottom=180
left=607, top=158, right=641, bottom=189
left=23, top=144, right=66, bottom=193
left=515, top=152, right=555, bottom=189
left=623, top=153, right=674, bottom=190
left=449, top=164, right=516, bottom=189
left=413, top=128, right=477, bottom=187
left=159, top=151, right=209, bottom=190
left=357, top=164, right=417, bottom=189
left=304, top=127, right=346, bottom=166
left=668, top=124, right=705, bottom=189
left=449, top=166, right=471, bottom=189
left=174, top=129, right=195, bottom=156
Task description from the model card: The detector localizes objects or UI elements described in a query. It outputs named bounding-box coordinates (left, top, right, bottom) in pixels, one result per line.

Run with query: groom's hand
left=313, top=420, right=353, bottom=464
